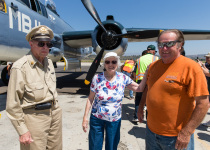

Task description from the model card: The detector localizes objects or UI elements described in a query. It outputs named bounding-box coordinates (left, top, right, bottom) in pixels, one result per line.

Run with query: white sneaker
left=132, top=118, right=139, bottom=122
left=207, top=127, right=210, bottom=132
left=202, top=120, right=210, bottom=127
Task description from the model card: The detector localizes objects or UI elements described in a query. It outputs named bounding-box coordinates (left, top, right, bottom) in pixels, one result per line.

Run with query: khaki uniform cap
left=26, top=25, right=54, bottom=42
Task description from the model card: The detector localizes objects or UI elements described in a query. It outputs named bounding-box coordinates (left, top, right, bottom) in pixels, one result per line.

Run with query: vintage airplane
left=0, top=0, right=93, bottom=85
left=1, top=0, right=210, bottom=86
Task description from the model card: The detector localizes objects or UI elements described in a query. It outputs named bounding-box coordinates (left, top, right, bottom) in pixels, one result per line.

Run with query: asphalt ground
left=0, top=63, right=210, bottom=150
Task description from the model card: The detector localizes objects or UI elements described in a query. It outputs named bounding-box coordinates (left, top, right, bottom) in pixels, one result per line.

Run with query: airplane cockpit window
left=30, top=0, right=37, bottom=12
left=45, top=0, right=59, bottom=16
left=0, top=0, right=6, bottom=12
left=39, top=2, right=48, bottom=18
left=18, top=0, right=30, bottom=8
left=34, top=0, right=42, bottom=14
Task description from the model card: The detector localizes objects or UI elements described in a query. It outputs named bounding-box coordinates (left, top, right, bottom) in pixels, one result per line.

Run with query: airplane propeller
left=84, top=47, right=105, bottom=85
left=81, top=0, right=107, bottom=34
left=82, top=0, right=112, bottom=85
left=82, top=0, right=162, bottom=85
left=114, top=30, right=162, bottom=39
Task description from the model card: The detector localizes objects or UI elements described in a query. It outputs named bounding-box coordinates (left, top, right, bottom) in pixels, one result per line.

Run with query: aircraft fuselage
left=0, top=0, right=91, bottom=64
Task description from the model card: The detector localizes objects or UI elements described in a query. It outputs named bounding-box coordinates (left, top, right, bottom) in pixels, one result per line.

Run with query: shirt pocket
left=50, top=72, right=56, bottom=82
left=164, top=79, right=184, bottom=93
left=24, top=82, right=45, bottom=102
left=49, top=72, right=56, bottom=87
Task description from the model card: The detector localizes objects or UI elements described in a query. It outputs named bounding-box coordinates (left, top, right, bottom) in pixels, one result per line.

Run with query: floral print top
left=90, top=71, right=133, bottom=122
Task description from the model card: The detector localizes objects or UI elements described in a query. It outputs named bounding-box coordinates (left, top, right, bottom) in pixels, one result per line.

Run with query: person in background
left=132, top=45, right=158, bottom=122
left=121, top=58, right=135, bottom=99
left=82, top=52, right=147, bottom=150
left=181, top=49, right=185, bottom=56
left=6, top=25, right=62, bottom=150
left=138, top=29, right=209, bottom=150
left=0, top=0, right=5, bottom=12
left=142, top=50, right=148, bottom=56
left=197, top=52, right=210, bottom=132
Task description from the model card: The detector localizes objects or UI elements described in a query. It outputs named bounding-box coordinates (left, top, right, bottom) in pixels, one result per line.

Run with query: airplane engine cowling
left=91, top=20, right=128, bottom=56
left=48, top=34, right=64, bottom=62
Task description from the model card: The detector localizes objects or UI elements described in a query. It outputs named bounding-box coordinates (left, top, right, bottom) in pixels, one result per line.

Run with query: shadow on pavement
left=197, top=132, right=210, bottom=142
left=56, top=71, right=104, bottom=95
left=122, top=103, right=135, bottom=120
left=56, top=72, right=87, bottom=88
left=56, top=71, right=90, bottom=95
left=196, top=124, right=209, bottom=132
left=121, top=102, right=147, bottom=140
left=122, top=103, right=146, bottom=124
left=128, top=126, right=146, bottom=139
left=0, top=94, right=6, bottom=111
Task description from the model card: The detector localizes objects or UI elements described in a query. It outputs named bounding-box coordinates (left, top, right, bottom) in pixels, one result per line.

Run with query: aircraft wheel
left=1, top=66, right=9, bottom=86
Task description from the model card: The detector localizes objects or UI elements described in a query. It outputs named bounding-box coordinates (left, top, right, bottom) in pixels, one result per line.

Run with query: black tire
left=1, top=66, right=9, bottom=86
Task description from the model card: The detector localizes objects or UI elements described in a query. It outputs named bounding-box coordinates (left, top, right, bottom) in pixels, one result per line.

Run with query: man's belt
left=35, top=101, right=54, bottom=110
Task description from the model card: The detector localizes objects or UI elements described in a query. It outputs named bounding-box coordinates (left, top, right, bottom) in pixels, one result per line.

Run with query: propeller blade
left=114, top=30, right=163, bottom=39
left=84, top=48, right=105, bottom=85
left=81, top=0, right=107, bottom=33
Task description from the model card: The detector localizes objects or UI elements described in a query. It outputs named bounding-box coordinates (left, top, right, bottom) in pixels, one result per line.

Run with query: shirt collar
left=27, top=51, right=48, bottom=68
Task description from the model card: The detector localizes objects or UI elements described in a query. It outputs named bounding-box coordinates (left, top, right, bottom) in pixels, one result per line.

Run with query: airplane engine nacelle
left=91, top=20, right=128, bottom=56
left=48, top=34, right=64, bottom=62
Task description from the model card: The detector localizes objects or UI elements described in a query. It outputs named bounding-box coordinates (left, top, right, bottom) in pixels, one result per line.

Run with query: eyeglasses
left=37, top=42, right=53, bottom=48
left=157, top=40, right=180, bottom=48
left=105, top=60, right=117, bottom=64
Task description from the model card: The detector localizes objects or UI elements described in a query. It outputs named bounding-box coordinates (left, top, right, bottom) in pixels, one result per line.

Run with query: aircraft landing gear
left=1, top=64, right=12, bottom=86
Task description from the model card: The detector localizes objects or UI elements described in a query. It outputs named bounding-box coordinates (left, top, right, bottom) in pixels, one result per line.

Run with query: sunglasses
left=158, top=40, right=180, bottom=48
left=37, top=42, right=53, bottom=48
left=105, top=60, right=117, bottom=64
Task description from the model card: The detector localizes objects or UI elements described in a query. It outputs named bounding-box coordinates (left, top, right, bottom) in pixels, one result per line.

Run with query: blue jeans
left=89, top=114, right=121, bottom=150
left=146, top=126, right=194, bottom=150
left=122, top=71, right=134, bottom=98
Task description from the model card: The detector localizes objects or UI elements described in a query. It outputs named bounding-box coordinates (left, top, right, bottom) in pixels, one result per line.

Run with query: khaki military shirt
left=0, top=0, right=5, bottom=12
left=6, top=52, right=58, bottom=135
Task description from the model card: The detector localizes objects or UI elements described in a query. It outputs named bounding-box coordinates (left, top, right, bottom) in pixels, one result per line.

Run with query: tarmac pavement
left=0, top=63, right=210, bottom=149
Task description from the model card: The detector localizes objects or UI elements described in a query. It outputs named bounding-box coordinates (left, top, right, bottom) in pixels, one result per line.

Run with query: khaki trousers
left=21, top=102, right=62, bottom=150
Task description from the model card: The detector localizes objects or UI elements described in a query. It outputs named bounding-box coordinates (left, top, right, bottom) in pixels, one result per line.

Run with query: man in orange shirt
left=138, top=29, right=209, bottom=150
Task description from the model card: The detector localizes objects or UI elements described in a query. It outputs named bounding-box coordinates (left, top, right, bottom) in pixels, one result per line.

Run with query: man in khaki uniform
left=6, top=25, right=62, bottom=150
left=0, top=0, right=5, bottom=12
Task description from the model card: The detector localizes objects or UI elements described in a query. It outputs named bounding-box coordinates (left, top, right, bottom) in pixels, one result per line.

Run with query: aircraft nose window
left=0, top=0, right=6, bottom=13
left=45, top=0, right=59, bottom=16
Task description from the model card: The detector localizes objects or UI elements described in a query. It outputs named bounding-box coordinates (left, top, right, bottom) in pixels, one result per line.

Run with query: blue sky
left=48, top=0, right=210, bottom=56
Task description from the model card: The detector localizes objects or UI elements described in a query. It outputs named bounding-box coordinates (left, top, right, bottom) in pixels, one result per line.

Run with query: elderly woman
left=82, top=52, right=147, bottom=150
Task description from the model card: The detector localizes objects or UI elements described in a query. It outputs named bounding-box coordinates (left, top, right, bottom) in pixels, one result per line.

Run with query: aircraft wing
left=63, top=28, right=210, bottom=48
left=63, top=30, right=93, bottom=48
left=126, top=28, right=210, bottom=42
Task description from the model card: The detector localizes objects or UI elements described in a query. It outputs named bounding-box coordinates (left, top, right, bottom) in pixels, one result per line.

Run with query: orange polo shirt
left=146, top=56, right=209, bottom=136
